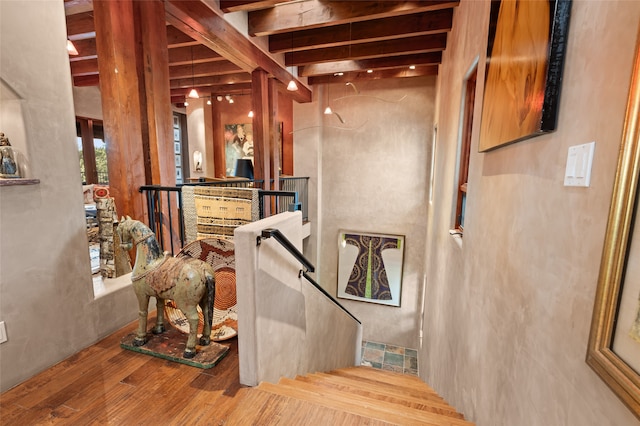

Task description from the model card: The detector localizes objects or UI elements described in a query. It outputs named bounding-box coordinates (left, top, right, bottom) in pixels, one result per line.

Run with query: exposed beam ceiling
left=65, top=0, right=458, bottom=105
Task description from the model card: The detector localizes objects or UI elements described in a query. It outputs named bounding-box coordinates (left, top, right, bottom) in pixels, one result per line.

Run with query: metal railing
left=81, top=171, right=109, bottom=185
left=139, top=176, right=309, bottom=255
left=259, top=228, right=360, bottom=324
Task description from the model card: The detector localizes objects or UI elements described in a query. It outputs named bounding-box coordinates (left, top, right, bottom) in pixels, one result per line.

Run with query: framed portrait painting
left=478, top=0, right=572, bottom=152
left=587, top=29, right=640, bottom=420
left=224, top=123, right=253, bottom=176
left=337, top=231, right=404, bottom=307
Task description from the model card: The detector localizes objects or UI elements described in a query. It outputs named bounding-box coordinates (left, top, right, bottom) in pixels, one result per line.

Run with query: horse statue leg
left=199, top=271, right=215, bottom=346
left=133, top=289, right=150, bottom=347
left=152, top=297, right=166, bottom=335
left=177, top=302, right=200, bottom=358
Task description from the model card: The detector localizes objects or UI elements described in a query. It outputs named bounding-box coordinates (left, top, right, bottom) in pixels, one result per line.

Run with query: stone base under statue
left=120, top=327, right=230, bottom=369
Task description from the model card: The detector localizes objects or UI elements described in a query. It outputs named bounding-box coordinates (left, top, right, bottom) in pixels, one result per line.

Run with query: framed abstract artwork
left=478, top=0, right=572, bottom=152
left=337, top=231, right=404, bottom=307
left=587, top=30, right=640, bottom=420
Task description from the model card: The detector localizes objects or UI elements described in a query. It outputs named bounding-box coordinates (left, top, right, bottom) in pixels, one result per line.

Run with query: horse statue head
left=117, top=216, right=157, bottom=251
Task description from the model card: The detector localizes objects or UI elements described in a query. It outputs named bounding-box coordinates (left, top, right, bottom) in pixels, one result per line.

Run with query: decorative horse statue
left=117, top=217, right=215, bottom=358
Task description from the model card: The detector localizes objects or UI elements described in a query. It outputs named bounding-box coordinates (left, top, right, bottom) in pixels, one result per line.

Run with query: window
left=455, top=63, right=478, bottom=233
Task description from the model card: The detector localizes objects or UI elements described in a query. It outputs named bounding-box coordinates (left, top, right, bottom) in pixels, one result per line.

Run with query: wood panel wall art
left=478, top=0, right=572, bottom=152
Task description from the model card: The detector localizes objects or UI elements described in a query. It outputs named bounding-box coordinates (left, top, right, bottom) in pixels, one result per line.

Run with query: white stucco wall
left=235, top=211, right=361, bottom=386
left=424, top=0, right=640, bottom=425
left=0, top=0, right=139, bottom=392
left=295, top=77, right=436, bottom=350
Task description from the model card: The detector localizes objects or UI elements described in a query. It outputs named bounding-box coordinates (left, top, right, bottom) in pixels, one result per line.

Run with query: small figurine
left=0, top=133, right=19, bottom=178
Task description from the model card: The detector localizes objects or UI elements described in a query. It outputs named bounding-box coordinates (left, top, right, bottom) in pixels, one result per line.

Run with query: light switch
left=564, top=142, right=595, bottom=187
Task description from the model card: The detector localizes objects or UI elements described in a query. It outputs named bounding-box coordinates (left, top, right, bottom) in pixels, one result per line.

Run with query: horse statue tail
left=205, top=271, right=215, bottom=332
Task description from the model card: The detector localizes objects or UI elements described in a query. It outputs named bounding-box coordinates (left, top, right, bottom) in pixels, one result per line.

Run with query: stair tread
left=299, top=374, right=463, bottom=419
left=326, top=369, right=448, bottom=401
left=313, top=371, right=446, bottom=401
left=334, top=366, right=437, bottom=390
left=259, top=379, right=473, bottom=426
left=226, top=389, right=396, bottom=425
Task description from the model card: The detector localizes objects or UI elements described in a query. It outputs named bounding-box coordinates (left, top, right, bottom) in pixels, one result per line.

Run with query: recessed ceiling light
left=409, top=65, right=416, bottom=70
left=333, top=72, right=344, bottom=76
left=367, top=69, right=373, bottom=73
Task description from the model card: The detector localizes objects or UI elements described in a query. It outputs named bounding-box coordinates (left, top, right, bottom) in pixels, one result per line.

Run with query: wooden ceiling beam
left=269, top=9, right=453, bottom=53
left=171, top=82, right=252, bottom=97
left=166, top=25, right=199, bottom=48
left=285, top=33, right=447, bottom=66
left=168, top=44, right=223, bottom=65
left=307, top=65, right=438, bottom=85
left=68, top=38, right=97, bottom=61
left=163, top=0, right=311, bottom=103
left=170, top=72, right=251, bottom=89
left=66, top=11, right=96, bottom=40
left=70, top=58, right=99, bottom=76
left=248, top=0, right=459, bottom=36
left=220, top=0, right=295, bottom=13
left=169, top=61, right=244, bottom=79
left=73, top=74, right=100, bottom=87
left=298, top=51, right=442, bottom=77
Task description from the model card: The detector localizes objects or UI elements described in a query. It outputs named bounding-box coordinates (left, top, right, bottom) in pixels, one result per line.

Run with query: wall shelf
left=0, top=178, right=40, bottom=187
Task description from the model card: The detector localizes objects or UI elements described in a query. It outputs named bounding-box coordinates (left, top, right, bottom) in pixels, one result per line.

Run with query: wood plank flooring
left=0, top=317, right=473, bottom=425
left=0, top=317, right=249, bottom=425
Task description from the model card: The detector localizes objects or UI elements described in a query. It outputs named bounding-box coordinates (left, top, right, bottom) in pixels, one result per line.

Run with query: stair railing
left=139, top=180, right=308, bottom=255
left=259, top=228, right=360, bottom=324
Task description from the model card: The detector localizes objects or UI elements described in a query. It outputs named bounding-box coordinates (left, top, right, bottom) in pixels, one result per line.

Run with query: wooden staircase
left=226, top=366, right=474, bottom=425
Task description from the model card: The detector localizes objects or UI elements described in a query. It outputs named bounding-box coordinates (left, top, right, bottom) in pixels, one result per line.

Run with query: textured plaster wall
left=0, top=1, right=139, bottom=392
left=423, top=0, right=640, bottom=425
left=295, top=78, right=436, bottom=350
left=235, top=212, right=361, bottom=386
left=73, top=86, right=103, bottom=120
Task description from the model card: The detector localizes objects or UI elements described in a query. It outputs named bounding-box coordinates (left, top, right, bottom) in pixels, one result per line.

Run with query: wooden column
left=212, top=99, right=226, bottom=178
left=269, top=79, right=280, bottom=191
left=93, top=0, right=173, bottom=222
left=135, top=0, right=174, bottom=187
left=252, top=69, right=271, bottom=190
left=80, top=118, right=98, bottom=184
left=94, top=0, right=145, bottom=220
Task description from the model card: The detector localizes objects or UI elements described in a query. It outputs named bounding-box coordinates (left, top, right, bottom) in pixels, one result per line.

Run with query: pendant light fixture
left=188, top=46, right=199, bottom=99
left=67, top=40, right=79, bottom=56
left=287, top=32, right=298, bottom=91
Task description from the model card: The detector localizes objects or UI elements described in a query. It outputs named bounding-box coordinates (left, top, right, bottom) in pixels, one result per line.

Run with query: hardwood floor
left=1, top=318, right=473, bottom=425
left=0, top=317, right=249, bottom=425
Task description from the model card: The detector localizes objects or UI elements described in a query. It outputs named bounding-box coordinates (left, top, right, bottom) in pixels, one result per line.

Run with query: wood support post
left=80, top=119, right=98, bottom=184
left=94, top=0, right=173, bottom=223
left=252, top=69, right=271, bottom=189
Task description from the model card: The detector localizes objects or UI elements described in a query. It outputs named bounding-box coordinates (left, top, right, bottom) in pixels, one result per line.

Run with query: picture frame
left=337, top=230, right=404, bottom=307
left=478, top=0, right=571, bottom=152
left=224, top=123, right=253, bottom=176
left=175, top=154, right=181, bottom=167
left=174, top=142, right=181, bottom=154
left=174, top=128, right=180, bottom=142
left=175, top=167, right=182, bottom=181
left=173, top=115, right=180, bottom=129
left=587, top=30, right=640, bottom=421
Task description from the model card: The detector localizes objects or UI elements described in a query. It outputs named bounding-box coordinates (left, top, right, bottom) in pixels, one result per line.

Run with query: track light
left=248, top=110, right=254, bottom=118
left=188, top=88, right=199, bottom=99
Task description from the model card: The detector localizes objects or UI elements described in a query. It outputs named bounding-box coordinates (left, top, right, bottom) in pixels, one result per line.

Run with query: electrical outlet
left=0, top=321, right=7, bottom=344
